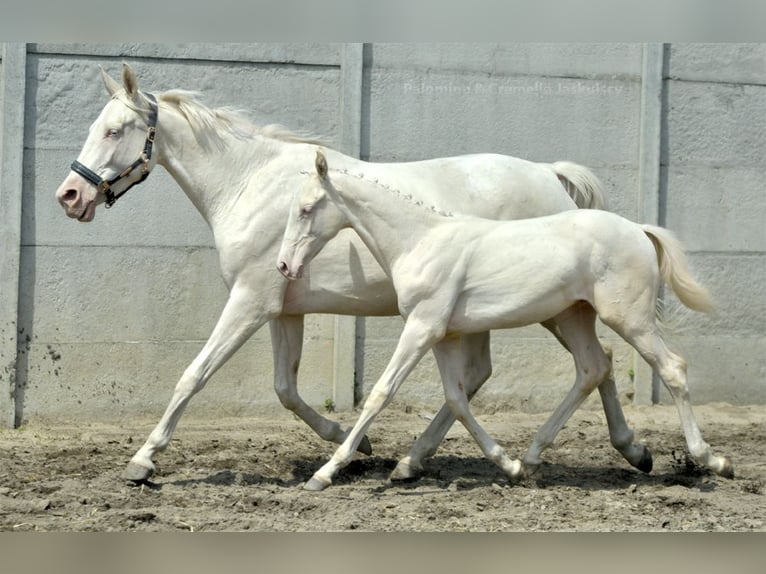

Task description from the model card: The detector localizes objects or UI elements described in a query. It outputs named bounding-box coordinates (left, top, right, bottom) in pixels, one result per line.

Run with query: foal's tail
left=642, top=225, right=714, bottom=313
left=550, top=161, right=606, bottom=210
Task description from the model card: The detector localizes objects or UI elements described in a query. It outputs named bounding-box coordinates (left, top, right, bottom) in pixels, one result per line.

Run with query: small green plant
left=627, top=368, right=635, bottom=382
left=324, top=398, right=336, bottom=413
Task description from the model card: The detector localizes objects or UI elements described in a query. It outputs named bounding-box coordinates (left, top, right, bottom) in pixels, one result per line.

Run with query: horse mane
left=141, top=89, right=323, bottom=150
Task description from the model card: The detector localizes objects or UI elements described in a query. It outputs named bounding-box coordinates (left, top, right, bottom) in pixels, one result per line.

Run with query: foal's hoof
left=389, top=460, right=423, bottom=482
left=717, top=457, right=734, bottom=479
left=304, top=476, right=332, bottom=491
left=636, top=446, right=653, bottom=474
left=124, top=461, right=154, bottom=484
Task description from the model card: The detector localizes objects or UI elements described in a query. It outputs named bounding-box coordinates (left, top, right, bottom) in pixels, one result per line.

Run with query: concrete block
left=366, top=67, right=640, bottom=167
left=29, top=55, right=342, bottom=151
left=664, top=80, right=766, bottom=168
left=16, top=334, right=339, bottom=423
left=32, top=43, right=343, bottom=66
left=371, top=43, right=643, bottom=79
left=664, top=165, right=766, bottom=252
left=668, top=43, right=766, bottom=85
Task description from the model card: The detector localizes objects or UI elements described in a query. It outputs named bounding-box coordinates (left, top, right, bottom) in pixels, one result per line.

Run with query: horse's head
left=55, top=64, right=159, bottom=222
left=277, top=150, right=348, bottom=280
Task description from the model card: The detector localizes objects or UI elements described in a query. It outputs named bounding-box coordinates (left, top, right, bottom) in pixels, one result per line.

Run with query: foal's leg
left=124, top=284, right=277, bottom=482
left=304, top=314, right=443, bottom=491
left=390, top=331, right=493, bottom=481
left=521, top=305, right=615, bottom=476
left=432, top=337, right=524, bottom=479
left=614, top=327, right=733, bottom=477
left=269, top=316, right=372, bottom=455
left=538, top=318, right=652, bottom=472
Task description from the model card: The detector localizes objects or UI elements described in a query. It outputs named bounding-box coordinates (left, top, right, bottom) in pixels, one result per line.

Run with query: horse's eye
left=106, top=128, right=121, bottom=139
left=300, top=205, right=313, bottom=217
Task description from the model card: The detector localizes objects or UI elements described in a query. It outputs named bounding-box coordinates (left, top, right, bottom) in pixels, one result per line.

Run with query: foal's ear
left=121, top=63, right=139, bottom=98
left=315, top=150, right=328, bottom=180
left=100, top=66, right=122, bottom=97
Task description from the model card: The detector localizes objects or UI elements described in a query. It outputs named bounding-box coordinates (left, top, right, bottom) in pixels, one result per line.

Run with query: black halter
left=70, top=93, right=158, bottom=209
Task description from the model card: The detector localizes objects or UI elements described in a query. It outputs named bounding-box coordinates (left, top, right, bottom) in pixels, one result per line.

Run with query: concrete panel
left=18, top=246, right=227, bottom=342
left=31, top=43, right=343, bottom=66
left=366, top=67, right=641, bottom=166
left=28, top=55, right=342, bottom=153
left=664, top=80, right=766, bottom=168
left=664, top=166, right=766, bottom=252
left=668, top=43, right=766, bottom=85
left=371, top=44, right=643, bottom=79
left=16, top=334, right=338, bottom=424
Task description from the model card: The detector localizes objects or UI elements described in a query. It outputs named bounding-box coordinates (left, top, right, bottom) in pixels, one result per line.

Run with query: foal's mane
left=326, top=168, right=454, bottom=218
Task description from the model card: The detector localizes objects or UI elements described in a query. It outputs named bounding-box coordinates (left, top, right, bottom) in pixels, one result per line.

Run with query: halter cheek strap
left=70, top=92, right=158, bottom=209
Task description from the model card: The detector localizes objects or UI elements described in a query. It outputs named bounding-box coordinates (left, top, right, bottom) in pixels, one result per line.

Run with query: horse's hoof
left=717, top=457, right=734, bottom=479
left=357, top=435, right=373, bottom=456
left=636, top=446, right=653, bottom=473
left=124, top=461, right=154, bottom=484
left=304, top=476, right=332, bottom=491
left=520, top=461, right=541, bottom=479
left=389, top=461, right=422, bottom=482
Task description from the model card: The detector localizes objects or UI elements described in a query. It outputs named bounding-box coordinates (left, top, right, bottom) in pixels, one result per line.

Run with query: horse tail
left=550, top=161, right=606, bottom=210
left=642, top=225, right=714, bottom=313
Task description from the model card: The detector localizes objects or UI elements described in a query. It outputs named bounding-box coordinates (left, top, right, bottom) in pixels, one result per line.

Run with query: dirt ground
left=1, top=402, right=764, bottom=532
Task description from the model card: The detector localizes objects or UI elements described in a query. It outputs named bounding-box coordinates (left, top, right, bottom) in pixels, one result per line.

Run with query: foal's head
left=55, top=64, right=159, bottom=222
left=277, top=150, right=348, bottom=280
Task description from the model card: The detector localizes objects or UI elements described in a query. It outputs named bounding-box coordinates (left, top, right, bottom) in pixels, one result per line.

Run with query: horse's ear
left=315, top=150, right=328, bottom=180
left=100, top=66, right=122, bottom=97
left=121, top=63, right=139, bottom=98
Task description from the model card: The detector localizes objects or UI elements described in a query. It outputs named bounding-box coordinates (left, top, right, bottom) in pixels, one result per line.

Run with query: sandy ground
left=1, top=402, right=764, bottom=532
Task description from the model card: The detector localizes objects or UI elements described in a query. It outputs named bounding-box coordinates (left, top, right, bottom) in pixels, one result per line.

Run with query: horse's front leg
left=124, top=284, right=277, bottom=483
left=390, top=331, right=492, bottom=481
left=269, top=315, right=371, bottom=455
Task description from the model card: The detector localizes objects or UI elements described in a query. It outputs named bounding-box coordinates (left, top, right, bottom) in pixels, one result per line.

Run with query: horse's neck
left=330, top=171, right=442, bottom=274
left=155, top=108, right=277, bottom=227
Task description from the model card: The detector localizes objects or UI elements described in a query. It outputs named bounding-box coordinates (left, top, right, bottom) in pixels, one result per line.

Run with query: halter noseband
left=70, top=92, right=158, bottom=209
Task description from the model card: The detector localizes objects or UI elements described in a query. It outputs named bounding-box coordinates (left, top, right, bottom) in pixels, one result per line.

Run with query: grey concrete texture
left=2, top=43, right=764, bottom=425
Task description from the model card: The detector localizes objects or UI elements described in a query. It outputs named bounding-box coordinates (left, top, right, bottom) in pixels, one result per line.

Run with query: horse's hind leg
left=432, top=337, right=524, bottom=480
left=521, top=304, right=615, bottom=476
left=270, top=316, right=371, bottom=455
left=390, top=331, right=493, bottom=481
left=613, top=326, right=733, bottom=478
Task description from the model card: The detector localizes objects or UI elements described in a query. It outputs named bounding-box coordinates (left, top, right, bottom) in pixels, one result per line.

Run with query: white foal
left=277, top=151, right=733, bottom=491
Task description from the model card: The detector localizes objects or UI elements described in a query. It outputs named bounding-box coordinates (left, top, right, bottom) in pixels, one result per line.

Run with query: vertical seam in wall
left=0, top=43, right=27, bottom=428
left=333, top=43, right=365, bottom=410
left=636, top=43, right=666, bottom=405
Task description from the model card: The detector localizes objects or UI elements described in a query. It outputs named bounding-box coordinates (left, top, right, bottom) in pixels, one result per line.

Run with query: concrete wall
left=1, top=43, right=763, bottom=426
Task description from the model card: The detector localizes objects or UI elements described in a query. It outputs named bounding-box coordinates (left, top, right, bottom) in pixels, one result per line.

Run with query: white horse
left=277, top=150, right=733, bottom=491
left=55, top=63, right=617, bottom=484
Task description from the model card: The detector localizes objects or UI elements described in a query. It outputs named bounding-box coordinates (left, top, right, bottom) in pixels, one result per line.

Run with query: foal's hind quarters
left=278, top=150, right=732, bottom=491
